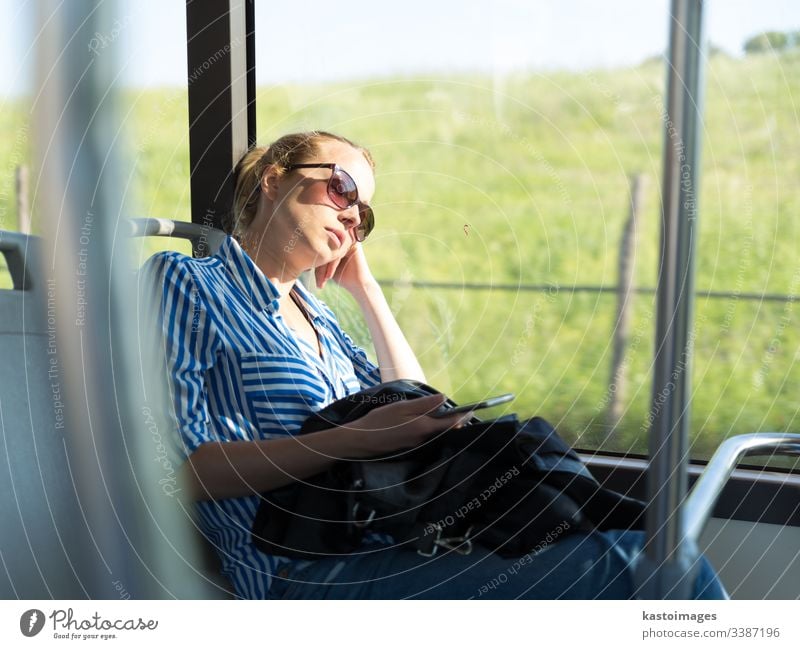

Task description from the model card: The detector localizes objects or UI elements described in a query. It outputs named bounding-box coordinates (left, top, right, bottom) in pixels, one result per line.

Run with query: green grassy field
left=2, top=51, right=799, bottom=460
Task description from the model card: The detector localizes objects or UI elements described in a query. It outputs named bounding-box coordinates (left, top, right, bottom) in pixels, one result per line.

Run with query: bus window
left=123, top=2, right=194, bottom=265
left=113, top=0, right=800, bottom=468
left=0, top=0, right=33, bottom=287
left=688, top=1, right=800, bottom=466
left=253, top=0, right=670, bottom=454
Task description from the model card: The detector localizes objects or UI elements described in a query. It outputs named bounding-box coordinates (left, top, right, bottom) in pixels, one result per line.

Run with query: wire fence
left=375, top=278, right=799, bottom=304
left=1, top=263, right=797, bottom=304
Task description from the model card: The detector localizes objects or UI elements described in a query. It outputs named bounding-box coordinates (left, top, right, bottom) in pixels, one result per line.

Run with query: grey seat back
left=129, top=218, right=233, bottom=597
left=0, top=231, right=90, bottom=597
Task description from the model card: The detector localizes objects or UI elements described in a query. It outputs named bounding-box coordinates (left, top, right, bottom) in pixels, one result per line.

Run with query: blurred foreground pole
left=635, top=0, right=706, bottom=599
left=34, top=0, right=213, bottom=597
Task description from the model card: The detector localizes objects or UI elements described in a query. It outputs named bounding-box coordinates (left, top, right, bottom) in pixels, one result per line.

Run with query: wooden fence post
left=608, top=174, right=644, bottom=428
left=15, top=165, right=31, bottom=234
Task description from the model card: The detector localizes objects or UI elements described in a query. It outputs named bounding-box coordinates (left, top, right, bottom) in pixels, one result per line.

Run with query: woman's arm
left=319, top=243, right=426, bottom=383
left=349, top=278, right=426, bottom=382
left=183, top=394, right=471, bottom=501
left=183, top=428, right=354, bottom=501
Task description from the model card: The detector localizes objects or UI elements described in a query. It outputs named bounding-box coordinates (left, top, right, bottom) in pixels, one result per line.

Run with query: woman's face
left=266, top=139, right=375, bottom=270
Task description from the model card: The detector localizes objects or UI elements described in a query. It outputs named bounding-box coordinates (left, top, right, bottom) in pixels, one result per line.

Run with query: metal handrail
left=684, top=433, right=800, bottom=544
left=129, top=217, right=228, bottom=256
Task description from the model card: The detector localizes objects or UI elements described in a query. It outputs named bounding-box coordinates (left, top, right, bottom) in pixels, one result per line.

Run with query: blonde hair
left=229, top=131, right=375, bottom=236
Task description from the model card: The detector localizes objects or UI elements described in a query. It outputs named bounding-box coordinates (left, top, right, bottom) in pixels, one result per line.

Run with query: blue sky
left=2, top=0, right=799, bottom=96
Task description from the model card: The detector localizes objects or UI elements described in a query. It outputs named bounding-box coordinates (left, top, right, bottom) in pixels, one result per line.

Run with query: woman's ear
left=260, top=164, right=281, bottom=201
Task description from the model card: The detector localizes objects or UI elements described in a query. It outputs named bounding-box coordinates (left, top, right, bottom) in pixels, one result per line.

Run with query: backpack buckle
left=351, top=502, right=376, bottom=528
left=417, top=524, right=474, bottom=557
left=436, top=525, right=474, bottom=556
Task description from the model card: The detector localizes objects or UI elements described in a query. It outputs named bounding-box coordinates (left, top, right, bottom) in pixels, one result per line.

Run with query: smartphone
left=429, top=393, right=515, bottom=418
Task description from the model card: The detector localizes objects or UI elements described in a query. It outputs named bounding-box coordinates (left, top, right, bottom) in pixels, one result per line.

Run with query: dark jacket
left=252, top=380, right=645, bottom=560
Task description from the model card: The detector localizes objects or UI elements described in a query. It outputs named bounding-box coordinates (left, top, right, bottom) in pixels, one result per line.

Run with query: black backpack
left=252, top=380, right=645, bottom=560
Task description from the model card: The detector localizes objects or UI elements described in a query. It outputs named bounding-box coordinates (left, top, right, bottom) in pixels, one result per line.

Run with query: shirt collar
left=216, top=236, right=282, bottom=313
left=291, top=278, right=325, bottom=324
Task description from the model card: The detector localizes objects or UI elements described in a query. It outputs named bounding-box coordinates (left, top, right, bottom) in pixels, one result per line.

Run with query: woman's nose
left=338, top=204, right=362, bottom=230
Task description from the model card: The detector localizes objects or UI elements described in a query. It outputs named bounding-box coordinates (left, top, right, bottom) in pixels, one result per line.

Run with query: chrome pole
left=635, top=0, right=706, bottom=599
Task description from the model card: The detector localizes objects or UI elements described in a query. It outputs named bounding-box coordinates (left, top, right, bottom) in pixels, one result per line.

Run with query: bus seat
left=130, top=217, right=234, bottom=598
left=0, top=231, right=90, bottom=597
left=0, top=224, right=234, bottom=598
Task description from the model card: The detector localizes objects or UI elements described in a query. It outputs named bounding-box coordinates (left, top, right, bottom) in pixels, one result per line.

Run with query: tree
left=743, top=31, right=789, bottom=54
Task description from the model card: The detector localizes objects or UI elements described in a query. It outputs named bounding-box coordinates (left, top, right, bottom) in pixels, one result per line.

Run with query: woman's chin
left=328, top=243, right=352, bottom=262
left=306, top=236, right=352, bottom=268
left=308, top=250, right=339, bottom=271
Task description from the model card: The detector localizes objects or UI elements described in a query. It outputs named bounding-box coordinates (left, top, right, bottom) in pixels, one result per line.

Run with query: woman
left=148, top=130, right=725, bottom=599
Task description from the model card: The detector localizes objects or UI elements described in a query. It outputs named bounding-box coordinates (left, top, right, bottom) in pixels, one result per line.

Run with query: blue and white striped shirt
left=145, top=235, right=386, bottom=599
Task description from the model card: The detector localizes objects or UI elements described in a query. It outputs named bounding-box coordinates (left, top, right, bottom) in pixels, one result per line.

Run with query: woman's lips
left=326, top=228, right=346, bottom=248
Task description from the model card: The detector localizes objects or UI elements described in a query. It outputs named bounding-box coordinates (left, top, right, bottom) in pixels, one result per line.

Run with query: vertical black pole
left=186, top=0, right=256, bottom=245
left=245, top=0, right=257, bottom=150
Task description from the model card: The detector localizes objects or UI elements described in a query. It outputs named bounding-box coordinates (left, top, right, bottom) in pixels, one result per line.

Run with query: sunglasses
left=286, top=163, right=375, bottom=242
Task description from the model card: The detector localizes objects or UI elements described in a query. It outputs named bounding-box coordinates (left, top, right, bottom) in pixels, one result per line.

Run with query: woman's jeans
left=267, top=530, right=726, bottom=599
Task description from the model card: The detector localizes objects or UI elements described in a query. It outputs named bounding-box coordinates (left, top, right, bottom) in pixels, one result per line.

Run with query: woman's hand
left=315, top=241, right=374, bottom=292
left=317, top=233, right=427, bottom=383
left=340, top=394, right=474, bottom=459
